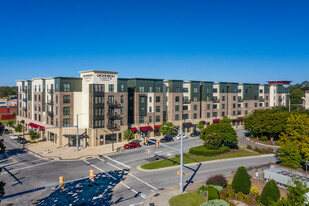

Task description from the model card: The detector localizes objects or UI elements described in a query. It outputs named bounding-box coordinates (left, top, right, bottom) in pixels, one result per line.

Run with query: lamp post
left=112, top=128, right=115, bottom=151
left=164, top=125, right=184, bottom=193
left=147, top=122, right=150, bottom=138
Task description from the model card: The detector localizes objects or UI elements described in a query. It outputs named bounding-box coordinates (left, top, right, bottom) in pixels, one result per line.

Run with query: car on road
left=9, top=134, right=18, bottom=140
left=175, top=134, right=188, bottom=140
left=124, top=142, right=141, bottom=149
left=144, top=139, right=157, bottom=146
left=4, top=129, right=9, bottom=134
left=130, top=139, right=141, bottom=144
left=16, top=137, right=28, bottom=144
left=160, top=136, right=174, bottom=143
left=190, top=131, right=200, bottom=137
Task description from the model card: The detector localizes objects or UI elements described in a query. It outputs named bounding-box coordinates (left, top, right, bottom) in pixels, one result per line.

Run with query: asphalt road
left=0, top=132, right=276, bottom=206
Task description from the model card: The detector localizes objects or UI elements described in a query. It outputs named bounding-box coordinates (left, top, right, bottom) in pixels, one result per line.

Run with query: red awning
left=130, top=127, right=138, bottom=132
left=29, top=123, right=38, bottom=128
left=213, top=119, right=221, bottom=123
left=139, top=126, right=153, bottom=131
left=154, top=125, right=160, bottom=129
left=238, top=117, right=244, bottom=120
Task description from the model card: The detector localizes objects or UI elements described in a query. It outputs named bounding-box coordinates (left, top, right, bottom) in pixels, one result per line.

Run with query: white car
left=175, top=134, right=188, bottom=140
left=9, top=134, right=18, bottom=140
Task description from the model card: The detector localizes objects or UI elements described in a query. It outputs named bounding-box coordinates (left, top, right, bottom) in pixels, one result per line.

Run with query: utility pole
left=179, top=131, right=184, bottom=193
left=76, top=114, right=79, bottom=151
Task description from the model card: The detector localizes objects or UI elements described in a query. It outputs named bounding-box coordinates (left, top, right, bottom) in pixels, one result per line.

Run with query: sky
left=0, top=0, right=309, bottom=86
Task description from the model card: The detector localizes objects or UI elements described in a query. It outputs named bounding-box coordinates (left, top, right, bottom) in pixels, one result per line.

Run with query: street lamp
left=164, top=125, right=184, bottom=193
left=112, top=128, right=115, bottom=151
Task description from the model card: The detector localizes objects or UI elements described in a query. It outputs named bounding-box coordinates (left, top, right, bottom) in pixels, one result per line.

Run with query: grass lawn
left=140, top=149, right=259, bottom=170
left=169, top=191, right=206, bottom=206
left=0, top=119, right=16, bottom=125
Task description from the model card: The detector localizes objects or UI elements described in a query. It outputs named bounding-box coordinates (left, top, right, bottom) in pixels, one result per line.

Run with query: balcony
left=238, top=97, right=243, bottom=102
left=23, top=98, right=27, bottom=102
left=213, top=98, right=220, bottom=103
left=47, top=89, right=54, bottom=94
left=47, top=111, right=54, bottom=117
left=183, top=99, right=191, bottom=104
left=22, top=106, right=27, bottom=111
left=107, top=112, right=121, bottom=119
left=107, top=101, right=120, bottom=107
left=47, top=100, right=54, bottom=105
left=107, top=123, right=119, bottom=130
left=259, top=97, right=264, bottom=102
left=278, top=97, right=283, bottom=101
left=22, top=88, right=27, bottom=93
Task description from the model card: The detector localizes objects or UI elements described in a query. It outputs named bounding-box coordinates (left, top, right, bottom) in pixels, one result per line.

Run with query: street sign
left=148, top=149, right=151, bottom=154
left=177, top=171, right=186, bottom=176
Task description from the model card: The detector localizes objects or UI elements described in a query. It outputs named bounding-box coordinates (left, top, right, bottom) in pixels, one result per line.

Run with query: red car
left=124, top=142, right=141, bottom=149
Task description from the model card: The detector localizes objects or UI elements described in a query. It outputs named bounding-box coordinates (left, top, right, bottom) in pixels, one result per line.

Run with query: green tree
left=0, top=140, right=5, bottom=154
left=286, top=179, right=307, bottom=205
left=197, top=121, right=206, bottom=131
left=123, top=129, right=134, bottom=141
left=14, top=124, right=23, bottom=133
left=29, top=130, right=40, bottom=140
left=203, top=133, right=221, bottom=149
left=159, top=122, right=176, bottom=135
left=0, top=123, right=4, bottom=136
left=221, top=116, right=232, bottom=124
left=6, top=120, right=14, bottom=127
left=0, top=86, right=17, bottom=98
left=0, top=168, right=5, bottom=197
left=232, top=166, right=251, bottom=194
left=261, top=180, right=280, bottom=205
left=277, top=140, right=303, bottom=168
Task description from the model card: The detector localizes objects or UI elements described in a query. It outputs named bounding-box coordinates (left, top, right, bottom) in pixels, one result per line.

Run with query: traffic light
left=144, top=137, right=147, bottom=144
left=22, top=127, right=24, bottom=132
left=134, top=133, right=138, bottom=140
left=155, top=140, right=159, bottom=148
left=38, top=126, right=40, bottom=132
left=89, top=169, right=94, bottom=182
left=59, top=176, right=64, bottom=189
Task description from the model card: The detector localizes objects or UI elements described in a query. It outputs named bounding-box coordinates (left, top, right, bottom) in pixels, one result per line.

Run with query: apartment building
left=16, top=70, right=291, bottom=148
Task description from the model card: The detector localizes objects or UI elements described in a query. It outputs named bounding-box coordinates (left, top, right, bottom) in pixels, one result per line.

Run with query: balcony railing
left=47, top=100, right=54, bottom=105
left=107, top=123, right=119, bottom=130
left=183, top=99, right=191, bottom=104
left=259, top=97, right=264, bottom=102
left=47, top=111, right=54, bottom=117
left=107, top=112, right=121, bottom=119
left=238, top=97, right=243, bottom=102
left=22, top=88, right=28, bottom=93
left=213, top=98, right=220, bottom=103
left=22, top=106, right=27, bottom=111
left=107, top=101, right=120, bottom=107
left=47, top=89, right=54, bottom=94
left=23, top=98, right=27, bottom=102
left=278, top=97, right=283, bottom=101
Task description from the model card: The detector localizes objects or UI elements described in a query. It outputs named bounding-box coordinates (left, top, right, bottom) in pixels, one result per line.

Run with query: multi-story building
left=16, top=70, right=291, bottom=148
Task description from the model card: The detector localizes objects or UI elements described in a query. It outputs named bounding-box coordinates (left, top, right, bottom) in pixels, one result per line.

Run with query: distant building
left=304, top=91, right=309, bottom=109
left=16, top=70, right=291, bottom=148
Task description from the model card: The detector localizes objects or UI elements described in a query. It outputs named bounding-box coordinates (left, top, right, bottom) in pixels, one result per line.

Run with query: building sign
left=83, top=74, right=93, bottom=82
left=97, top=74, right=115, bottom=81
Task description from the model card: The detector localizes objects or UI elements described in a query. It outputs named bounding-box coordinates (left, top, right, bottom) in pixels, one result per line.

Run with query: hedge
left=200, top=199, right=230, bottom=206
left=207, top=186, right=219, bottom=201
left=189, top=145, right=230, bottom=156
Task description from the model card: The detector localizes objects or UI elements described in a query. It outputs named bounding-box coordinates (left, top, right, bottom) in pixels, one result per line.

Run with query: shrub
left=189, top=145, right=229, bottom=156
left=220, top=189, right=228, bottom=199
left=245, top=195, right=251, bottom=204
left=232, top=166, right=251, bottom=194
left=206, top=175, right=227, bottom=188
left=227, top=189, right=235, bottom=198
left=260, top=136, right=268, bottom=141
left=219, top=146, right=230, bottom=153
left=279, top=162, right=299, bottom=169
left=199, top=185, right=207, bottom=198
left=236, top=192, right=245, bottom=201
left=250, top=187, right=259, bottom=196
left=250, top=134, right=255, bottom=138
left=207, top=186, right=219, bottom=201
left=204, top=133, right=221, bottom=149
left=200, top=199, right=230, bottom=206
left=227, top=182, right=232, bottom=188
left=207, top=185, right=223, bottom=194
left=247, top=145, right=252, bottom=149
left=261, top=180, right=280, bottom=205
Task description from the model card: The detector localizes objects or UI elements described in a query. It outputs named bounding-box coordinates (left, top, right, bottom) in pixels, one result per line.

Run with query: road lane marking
left=1, top=161, right=53, bottom=175
left=84, top=160, right=146, bottom=199
left=129, top=202, right=144, bottom=206
left=0, top=158, right=43, bottom=168
left=104, top=156, right=131, bottom=168
left=98, top=157, right=157, bottom=190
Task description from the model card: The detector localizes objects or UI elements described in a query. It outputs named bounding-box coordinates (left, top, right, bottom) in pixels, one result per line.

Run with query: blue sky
left=0, top=0, right=308, bottom=86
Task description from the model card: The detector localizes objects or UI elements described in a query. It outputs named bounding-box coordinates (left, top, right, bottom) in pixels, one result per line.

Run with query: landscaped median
left=140, top=146, right=259, bottom=170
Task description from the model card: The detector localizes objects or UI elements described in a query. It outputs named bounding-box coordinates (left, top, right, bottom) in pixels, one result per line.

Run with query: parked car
left=16, top=137, right=26, bottom=143
left=3, top=129, right=9, bottom=134
left=144, top=139, right=157, bottom=146
left=190, top=131, right=200, bottom=137
left=175, top=134, right=188, bottom=140
left=9, top=134, right=18, bottom=140
left=130, top=139, right=141, bottom=144
left=160, top=136, right=174, bottom=143
left=124, top=142, right=141, bottom=149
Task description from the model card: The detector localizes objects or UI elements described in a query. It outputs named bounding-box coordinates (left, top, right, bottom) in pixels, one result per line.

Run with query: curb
left=246, top=138, right=279, bottom=148
left=136, top=154, right=274, bottom=172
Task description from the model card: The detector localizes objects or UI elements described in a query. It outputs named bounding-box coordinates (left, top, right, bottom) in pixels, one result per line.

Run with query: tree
left=0, top=86, right=17, bottom=98
left=221, top=116, right=232, bottom=124
left=6, top=120, right=14, bottom=127
left=232, top=166, right=251, bottom=194
left=261, top=180, right=280, bottom=205
left=159, top=122, right=176, bottom=135
left=197, top=121, right=206, bottom=131
left=0, top=168, right=5, bottom=197
left=200, top=121, right=237, bottom=146
left=286, top=178, right=307, bottom=205
left=14, top=124, right=23, bottom=133
left=123, top=129, right=134, bottom=141
left=203, top=133, right=221, bottom=149
left=0, top=123, right=4, bottom=136
left=0, top=140, right=5, bottom=154
left=29, top=130, right=40, bottom=140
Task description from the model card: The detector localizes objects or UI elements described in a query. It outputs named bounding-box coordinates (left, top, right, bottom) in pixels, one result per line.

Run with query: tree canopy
left=159, top=122, right=176, bottom=135
left=123, top=129, right=134, bottom=141
left=0, top=86, right=17, bottom=98
left=197, top=121, right=206, bottom=131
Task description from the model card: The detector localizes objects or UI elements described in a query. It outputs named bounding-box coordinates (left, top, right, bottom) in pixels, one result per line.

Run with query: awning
left=139, top=126, right=153, bottom=131
left=238, top=117, right=244, bottom=120
left=154, top=125, right=160, bottom=129
left=182, top=122, right=192, bottom=128
left=28, top=123, right=36, bottom=127
left=29, top=123, right=45, bottom=131
left=130, top=127, right=138, bottom=132
left=213, top=119, right=221, bottom=123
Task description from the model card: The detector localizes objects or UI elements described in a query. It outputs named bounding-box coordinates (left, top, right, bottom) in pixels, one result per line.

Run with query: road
left=0, top=132, right=276, bottom=205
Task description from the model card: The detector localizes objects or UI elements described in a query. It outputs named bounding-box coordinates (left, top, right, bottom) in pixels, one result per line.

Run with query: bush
left=250, top=187, right=259, bottom=196
left=245, top=195, right=251, bottom=204
left=200, top=199, right=230, bottom=206
left=236, top=192, right=245, bottom=200
left=206, top=175, right=227, bottom=188
left=207, top=185, right=223, bottom=194
left=220, top=189, right=228, bottom=199
left=207, top=186, right=219, bottom=201
left=261, top=180, right=280, bottom=205
left=254, top=147, right=273, bottom=154
left=232, top=166, right=251, bottom=194
left=247, top=145, right=252, bottom=149
left=204, top=133, right=221, bottom=149
left=199, top=185, right=207, bottom=197
left=227, top=189, right=235, bottom=198
left=260, top=136, right=268, bottom=141
left=279, top=162, right=299, bottom=169
left=227, top=182, right=232, bottom=188
left=189, top=145, right=229, bottom=156
left=250, top=134, right=255, bottom=138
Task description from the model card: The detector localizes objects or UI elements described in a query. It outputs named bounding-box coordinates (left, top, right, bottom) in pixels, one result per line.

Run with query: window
left=63, top=95, right=70, bottom=103
left=238, top=103, right=241, bottom=107
left=149, top=106, right=152, bottom=112
left=139, top=117, right=144, bottom=123
left=56, top=118, right=58, bottom=126
left=259, top=103, right=263, bottom=107
left=120, top=84, right=124, bottom=92
left=238, top=89, right=241, bottom=93
left=233, top=111, right=236, bottom=116
left=175, top=96, right=180, bottom=102
left=193, top=105, right=197, bottom=110
left=183, top=88, right=188, bottom=93
left=156, top=96, right=160, bottom=102
left=207, top=104, right=210, bottom=110
left=121, top=95, right=124, bottom=103
left=245, top=89, right=248, bottom=93
left=155, top=116, right=160, bottom=122
left=238, top=110, right=241, bottom=115
left=149, top=87, right=153, bottom=92
left=63, top=107, right=70, bottom=115
left=266, top=102, right=269, bottom=107
left=35, top=114, right=37, bottom=120
left=156, top=106, right=160, bottom=112
left=149, top=116, right=152, bottom=122
left=39, top=85, right=41, bottom=92
left=39, top=115, right=41, bottom=121
left=221, top=89, right=225, bottom=93
left=207, top=112, right=211, bottom=118
left=175, top=114, right=179, bottom=120
left=266, top=96, right=269, bottom=100
left=233, top=96, right=236, bottom=101
left=35, top=85, right=37, bottom=92
left=222, top=96, right=225, bottom=101
left=245, top=110, right=248, bottom=115
left=108, top=84, right=114, bottom=92
left=213, top=104, right=217, bottom=109
left=213, top=88, right=218, bottom=93
left=222, top=112, right=225, bottom=116
left=222, top=104, right=225, bottom=109
left=39, top=106, right=41, bottom=111
left=121, top=107, right=123, bottom=114
left=254, top=103, right=257, bottom=107
left=193, top=113, right=197, bottom=119
left=260, top=89, right=263, bottom=93
left=193, top=88, right=198, bottom=93
left=35, top=105, right=37, bottom=111
left=139, top=86, right=145, bottom=92
left=149, top=97, right=152, bottom=102
left=155, top=86, right=161, bottom=92
left=233, top=104, right=236, bottom=108
left=183, top=105, right=188, bottom=110
left=56, top=107, right=58, bottom=115
left=35, top=95, right=37, bottom=101
left=213, top=112, right=217, bottom=118
left=64, top=84, right=70, bottom=92
left=182, top=114, right=188, bottom=120
left=183, top=96, right=189, bottom=102
left=175, top=105, right=179, bottom=111
left=175, top=87, right=180, bottom=93
left=63, top=119, right=70, bottom=127
left=245, top=103, right=248, bottom=108
left=56, top=95, right=58, bottom=104
left=193, top=97, right=198, bottom=101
